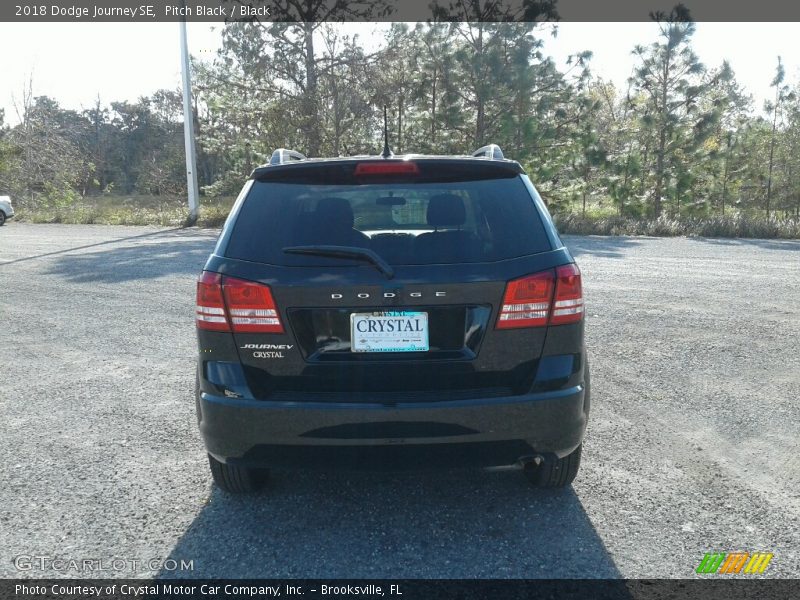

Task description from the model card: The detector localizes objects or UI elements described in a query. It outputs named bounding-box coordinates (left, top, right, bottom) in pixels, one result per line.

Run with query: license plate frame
left=350, top=311, right=429, bottom=353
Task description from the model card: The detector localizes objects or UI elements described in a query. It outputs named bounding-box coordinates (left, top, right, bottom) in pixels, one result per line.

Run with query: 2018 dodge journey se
left=195, top=144, right=590, bottom=492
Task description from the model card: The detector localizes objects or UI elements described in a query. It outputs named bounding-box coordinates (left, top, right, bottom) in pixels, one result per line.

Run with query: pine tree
left=630, top=7, right=713, bottom=217
left=764, top=57, right=792, bottom=218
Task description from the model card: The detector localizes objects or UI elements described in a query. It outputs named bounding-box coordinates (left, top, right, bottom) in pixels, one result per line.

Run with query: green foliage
left=42, top=179, right=82, bottom=208
left=555, top=213, right=800, bottom=238
left=626, top=12, right=720, bottom=217
left=3, top=19, right=800, bottom=228
left=17, top=195, right=235, bottom=227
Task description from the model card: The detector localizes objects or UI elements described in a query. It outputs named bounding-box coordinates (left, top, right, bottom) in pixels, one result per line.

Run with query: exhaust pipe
left=483, top=454, right=545, bottom=472
left=518, top=454, right=545, bottom=469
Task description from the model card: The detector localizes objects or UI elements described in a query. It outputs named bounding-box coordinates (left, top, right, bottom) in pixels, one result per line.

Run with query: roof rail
left=472, top=144, right=505, bottom=160
left=269, top=148, right=307, bottom=165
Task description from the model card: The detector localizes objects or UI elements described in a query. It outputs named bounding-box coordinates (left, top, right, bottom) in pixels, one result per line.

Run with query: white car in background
left=0, top=196, right=14, bottom=226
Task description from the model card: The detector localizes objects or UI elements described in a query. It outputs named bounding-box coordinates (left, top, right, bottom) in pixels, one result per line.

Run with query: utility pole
left=180, top=11, right=199, bottom=225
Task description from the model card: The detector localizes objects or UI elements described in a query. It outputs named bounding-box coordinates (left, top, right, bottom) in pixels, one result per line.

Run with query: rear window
left=225, top=176, right=551, bottom=266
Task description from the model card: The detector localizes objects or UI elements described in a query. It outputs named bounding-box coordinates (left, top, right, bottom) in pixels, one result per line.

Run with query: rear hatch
left=200, top=159, right=577, bottom=401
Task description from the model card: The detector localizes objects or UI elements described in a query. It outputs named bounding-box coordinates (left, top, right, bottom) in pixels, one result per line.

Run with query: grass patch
left=195, top=203, right=232, bottom=228
left=16, top=196, right=235, bottom=228
left=15, top=196, right=799, bottom=239
left=554, top=213, right=800, bottom=239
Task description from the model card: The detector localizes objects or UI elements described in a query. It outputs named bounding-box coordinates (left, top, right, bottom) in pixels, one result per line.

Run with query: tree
left=318, top=25, right=378, bottom=155
left=764, top=57, right=793, bottom=218
left=406, top=23, right=463, bottom=152
left=629, top=6, right=717, bottom=217
left=0, top=109, right=15, bottom=190
left=694, top=62, right=751, bottom=216
left=262, top=0, right=390, bottom=156
left=9, top=86, right=87, bottom=207
left=780, top=91, right=800, bottom=217
left=1, top=21, right=798, bottom=225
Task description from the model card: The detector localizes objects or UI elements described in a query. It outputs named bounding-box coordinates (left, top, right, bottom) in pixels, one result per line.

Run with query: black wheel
left=0, top=211, right=6, bottom=226
left=208, top=454, right=268, bottom=493
left=524, top=444, right=582, bottom=488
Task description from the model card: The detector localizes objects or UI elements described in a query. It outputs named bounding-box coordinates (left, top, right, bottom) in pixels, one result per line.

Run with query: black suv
left=195, top=145, right=589, bottom=492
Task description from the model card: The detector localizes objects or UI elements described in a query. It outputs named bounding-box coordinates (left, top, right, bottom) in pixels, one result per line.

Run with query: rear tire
left=208, top=454, right=268, bottom=493
left=0, top=211, right=6, bottom=226
left=525, top=444, right=582, bottom=488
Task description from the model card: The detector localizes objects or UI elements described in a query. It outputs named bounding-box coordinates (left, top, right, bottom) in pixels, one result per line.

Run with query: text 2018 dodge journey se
left=195, top=145, right=589, bottom=492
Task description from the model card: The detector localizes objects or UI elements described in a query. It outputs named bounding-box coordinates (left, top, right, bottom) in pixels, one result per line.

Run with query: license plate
left=350, top=311, right=429, bottom=353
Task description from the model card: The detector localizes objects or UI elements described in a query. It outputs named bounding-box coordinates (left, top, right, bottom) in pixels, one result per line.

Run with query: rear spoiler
left=252, top=158, right=523, bottom=184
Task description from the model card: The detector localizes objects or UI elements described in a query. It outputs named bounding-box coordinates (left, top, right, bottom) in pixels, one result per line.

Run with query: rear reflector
left=496, top=271, right=555, bottom=329
left=196, top=272, right=229, bottom=331
left=550, top=264, right=584, bottom=325
left=222, top=277, right=284, bottom=333
left=354, top=162, right=419, bottom=176
left=495, top=264, right=584, bottom=329
left=196, top=273, right=284, bottom=334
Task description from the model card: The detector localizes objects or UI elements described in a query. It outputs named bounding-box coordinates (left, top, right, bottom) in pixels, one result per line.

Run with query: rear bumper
left=197, top=385, right=588, bottom=469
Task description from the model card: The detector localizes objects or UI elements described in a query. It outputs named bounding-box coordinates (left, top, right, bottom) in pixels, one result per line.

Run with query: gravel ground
left=0, top=223, right=798, bottom=579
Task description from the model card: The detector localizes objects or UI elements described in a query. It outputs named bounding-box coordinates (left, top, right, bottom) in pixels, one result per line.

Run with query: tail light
left=550, top=264, right=584, bottom=325
left=496, top=271, right=555, bottom=328
left=195, top=273, right=284, bottom=334
left=196, top=272, right=229, bottom=331
left=222, top=277, right=284, bottom=333
left=496, top=264, right=583, bottom=329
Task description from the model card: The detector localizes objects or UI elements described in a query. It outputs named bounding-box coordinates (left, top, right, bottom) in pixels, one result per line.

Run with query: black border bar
left=3, top=0, right=800, bottom=22
left=3, top=580, right=800, bottom=600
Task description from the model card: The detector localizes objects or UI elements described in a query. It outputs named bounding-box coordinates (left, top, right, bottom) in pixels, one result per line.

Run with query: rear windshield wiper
left=282, top=245, right=395, bottom=279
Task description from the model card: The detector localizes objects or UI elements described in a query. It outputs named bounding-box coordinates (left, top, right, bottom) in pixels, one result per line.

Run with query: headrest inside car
left=315, top=197, right=355, bottom=229
left=427, top=194, right=466, bottom=228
